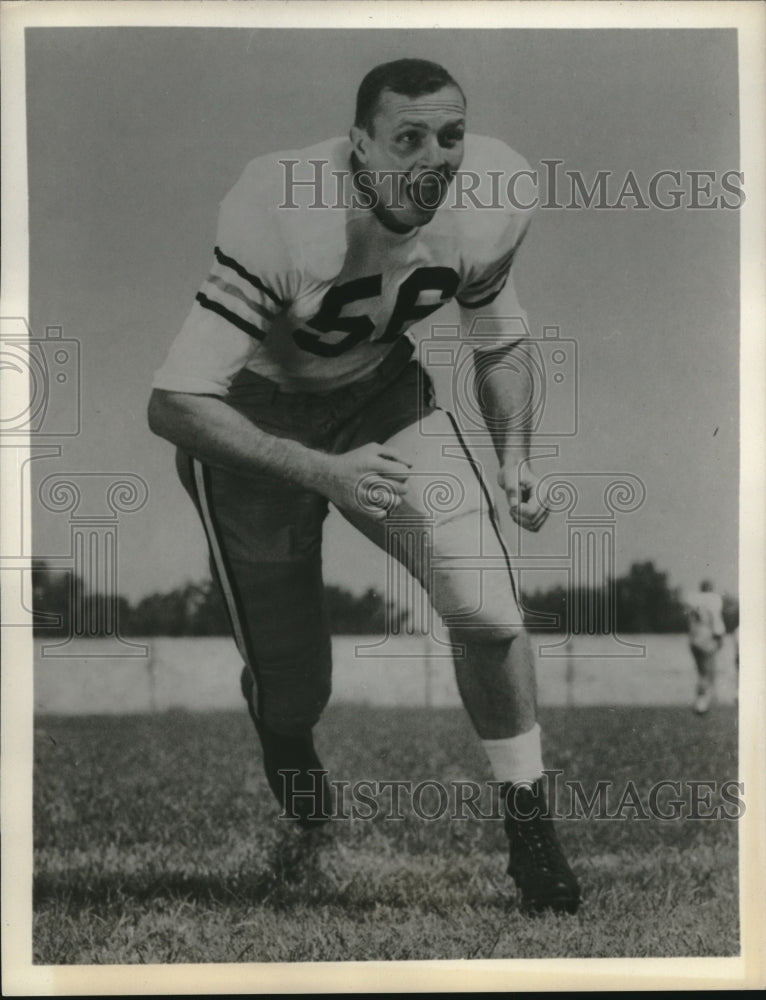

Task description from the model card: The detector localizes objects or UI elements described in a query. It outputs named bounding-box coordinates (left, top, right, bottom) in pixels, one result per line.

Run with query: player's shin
left=239, top=665, right=331, bottom=828
left=482, top=724, right=581, bottom=915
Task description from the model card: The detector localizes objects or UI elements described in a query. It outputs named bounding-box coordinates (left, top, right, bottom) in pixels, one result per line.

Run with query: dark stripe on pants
left=442, top=409, right=521, bottom=608
left=186, top=454, right=265, bottom=720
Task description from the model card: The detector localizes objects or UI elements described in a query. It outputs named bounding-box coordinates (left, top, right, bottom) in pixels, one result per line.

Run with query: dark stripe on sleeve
left=456, top=273, right=509, bottom=310
left=214, top=246, right=284, bottom=307
left=457, top=225, right=528, bottom=308
left=468, top=246, right=518, bottom=294
left=196, top=292, right=267, bottom=341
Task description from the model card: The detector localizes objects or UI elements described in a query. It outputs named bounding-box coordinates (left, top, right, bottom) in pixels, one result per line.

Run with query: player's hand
left=320, top=444, right=412, bottom=521
left=497, top=461, right=550, bottom=532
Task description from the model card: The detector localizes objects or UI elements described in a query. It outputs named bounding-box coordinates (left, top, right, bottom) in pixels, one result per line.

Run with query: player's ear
left=350, top=125, right=370, bottom=165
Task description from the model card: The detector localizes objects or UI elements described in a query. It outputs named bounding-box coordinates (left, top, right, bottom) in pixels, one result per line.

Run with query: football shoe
left=503, top=777, right=581, bottom=915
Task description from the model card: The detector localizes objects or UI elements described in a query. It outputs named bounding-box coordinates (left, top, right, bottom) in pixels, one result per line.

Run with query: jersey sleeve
left=152, top=160, right=297, bottom=396
left=456, top=212, right=533, bottom=350
left=456, top=136, right=535, bottom=349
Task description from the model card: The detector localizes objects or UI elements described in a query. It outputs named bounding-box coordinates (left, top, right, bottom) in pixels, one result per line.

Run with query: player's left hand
left=497, top=461, right=550, bottom=532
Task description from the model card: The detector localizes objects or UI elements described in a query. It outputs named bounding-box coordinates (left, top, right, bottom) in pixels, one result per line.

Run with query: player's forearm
left=147, top=389, right=330, bottom=489
left=472, top=341, right=533, bottom=467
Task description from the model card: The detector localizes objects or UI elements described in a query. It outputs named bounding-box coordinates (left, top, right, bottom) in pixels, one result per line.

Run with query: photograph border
left=2, top=1, right=764, bottom=994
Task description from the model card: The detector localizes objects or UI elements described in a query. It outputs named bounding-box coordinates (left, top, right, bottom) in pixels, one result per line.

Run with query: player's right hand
left=498, top=460, right=550, bottom=533
left=319, top=444, right=412, bottom=520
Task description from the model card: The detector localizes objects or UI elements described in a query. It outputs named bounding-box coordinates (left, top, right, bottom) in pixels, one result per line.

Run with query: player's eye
left=440, top=128, right=465, bottom=148
left=396, top=131, right=422, bottom=149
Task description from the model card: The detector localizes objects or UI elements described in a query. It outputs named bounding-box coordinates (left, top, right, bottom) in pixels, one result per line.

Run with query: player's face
left=351, top=85, right=466, bottom=231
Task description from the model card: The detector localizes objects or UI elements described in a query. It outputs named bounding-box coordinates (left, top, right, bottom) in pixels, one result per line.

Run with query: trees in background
left=127, top=580, right=229, bottom=636
left=518, top=561, right=719, bottom=635
left=28, top=558, right=735, bottom=638
left=324, top=584, right=410, bottom=635
left=29, top=561, right=407, bottom=637
left=615, top=561, right=688, bottom=633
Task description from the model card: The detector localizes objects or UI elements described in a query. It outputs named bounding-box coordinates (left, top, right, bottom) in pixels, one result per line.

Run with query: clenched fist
left=316, top=444, right=412, bottom=520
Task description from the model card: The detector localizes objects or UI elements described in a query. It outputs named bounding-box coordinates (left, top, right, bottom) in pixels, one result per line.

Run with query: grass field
left=32, top=701, right=740, bottom=964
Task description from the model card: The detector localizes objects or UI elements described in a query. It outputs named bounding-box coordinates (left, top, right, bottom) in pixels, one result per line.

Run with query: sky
left=21, top=25, right=741, bottom=604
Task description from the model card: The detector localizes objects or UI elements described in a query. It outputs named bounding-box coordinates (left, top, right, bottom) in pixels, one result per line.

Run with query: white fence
left=31, top=633, right=739, bottom=715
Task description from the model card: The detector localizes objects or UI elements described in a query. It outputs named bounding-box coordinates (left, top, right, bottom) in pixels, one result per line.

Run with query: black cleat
left=503, top=777, right=581, bottom=915
left=240, top=665, right=330, bottom=829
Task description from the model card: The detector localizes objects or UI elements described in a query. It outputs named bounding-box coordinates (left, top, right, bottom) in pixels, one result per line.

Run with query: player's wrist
left=266, top=436, right=330, bottom=493
left=290, top=443, right=334, bottom=493
left=499, top=450, right=529, bottom=474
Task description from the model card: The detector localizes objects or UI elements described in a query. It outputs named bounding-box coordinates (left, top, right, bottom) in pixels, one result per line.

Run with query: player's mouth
left=405, top=170, right=452, bottom=213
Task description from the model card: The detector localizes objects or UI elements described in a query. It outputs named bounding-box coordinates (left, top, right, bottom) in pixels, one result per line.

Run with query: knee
left=441, top=582, right=525, bottom=647
left=448, top=620, right=525, bottom=647
left=262, top=672, right=332, bottom=736
left=430, top=555, right=524, bottom=648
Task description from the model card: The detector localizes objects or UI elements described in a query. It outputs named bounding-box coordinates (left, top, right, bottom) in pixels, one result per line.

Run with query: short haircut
left=354, top=58, right=465, bottom=134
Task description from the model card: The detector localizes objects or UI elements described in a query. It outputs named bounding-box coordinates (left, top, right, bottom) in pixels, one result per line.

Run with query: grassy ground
left=33, top=704, right=740, bottom=964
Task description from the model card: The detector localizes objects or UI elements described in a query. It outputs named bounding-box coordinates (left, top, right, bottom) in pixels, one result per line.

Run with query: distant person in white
left=685, top=580, right=726, bottom=714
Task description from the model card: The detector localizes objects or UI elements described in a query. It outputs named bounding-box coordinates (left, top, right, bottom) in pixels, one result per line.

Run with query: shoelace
left=513, top=818, right=566, bottom=874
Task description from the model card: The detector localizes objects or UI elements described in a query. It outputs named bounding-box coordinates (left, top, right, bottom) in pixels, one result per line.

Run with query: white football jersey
left=686, top=590, right=726, bottom=650
left=153, top=134, right=534, bottom=394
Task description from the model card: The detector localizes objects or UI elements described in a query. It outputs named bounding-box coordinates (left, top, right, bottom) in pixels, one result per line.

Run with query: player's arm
left=150, top=162, right=411, bottom=518
left=148, top=389, right=410, bottom=519
left=458, top=242, right=548, bottom=532
left=471, top=336, right=549, bottom=533
left=470, top=337, right=548, bottom=532
left=454, top=144, right=545, bottom=530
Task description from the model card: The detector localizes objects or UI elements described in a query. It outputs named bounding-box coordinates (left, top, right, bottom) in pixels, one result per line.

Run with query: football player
left=148, top=58, right=580, bottom=915
left=686, top=580, right=726, bottom=714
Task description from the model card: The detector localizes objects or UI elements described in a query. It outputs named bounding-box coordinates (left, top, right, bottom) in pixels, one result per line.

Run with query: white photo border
left=2, top=1, right=764, bottom=994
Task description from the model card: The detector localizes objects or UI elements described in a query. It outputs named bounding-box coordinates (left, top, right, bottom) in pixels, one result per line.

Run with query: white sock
left=482, top=723, right=544, bottom=785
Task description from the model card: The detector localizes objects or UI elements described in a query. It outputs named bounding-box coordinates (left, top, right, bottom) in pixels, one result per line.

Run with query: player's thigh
left=176, top=450, right=332, bottom=730
left=340, top=410, right=523, bottom=640
left=175, top=446, right=327, bottom=565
